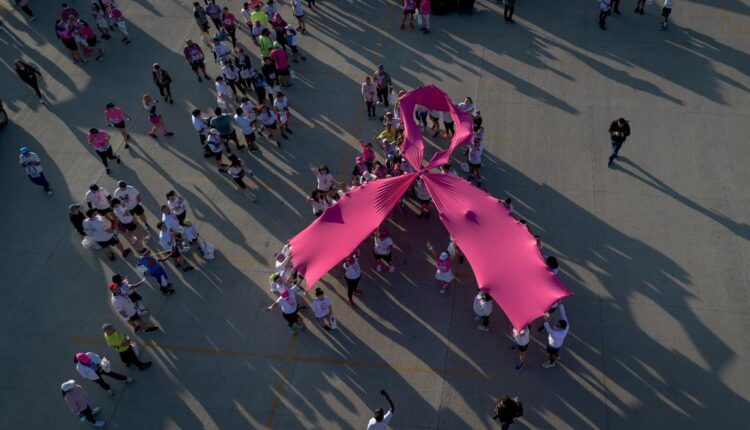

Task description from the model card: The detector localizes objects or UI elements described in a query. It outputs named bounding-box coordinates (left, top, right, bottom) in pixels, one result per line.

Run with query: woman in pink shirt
left=87, top=128, right=121, bottom=174
left=142, top=94, right=173, bottom=139
left=361, top=77, right=377, bottom=120
left=221, top=7, right=238, bottom=47
left=270, top=42, right=292, bottom=88
left=104, top=102, right=131, bottom=148
left=419, top=0, right=432, bottom=34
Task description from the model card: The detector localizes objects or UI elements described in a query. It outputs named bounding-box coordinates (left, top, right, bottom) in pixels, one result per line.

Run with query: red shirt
left=270, top=48, right=289, bottom=71
left=222, top=12, right=237, bottom=29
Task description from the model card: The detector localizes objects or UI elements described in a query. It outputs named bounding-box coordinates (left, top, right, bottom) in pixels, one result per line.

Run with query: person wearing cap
left=270, top=42, right=292, bottom=88
left=61, top=380, right=105, bottom=427
left=74, top=351, right=134, bottom=396
left=266, top=278, right=306, bottom=334
left=85, top=184, right=114, bottom=220
left=427, top=241, right=454, bottom=294
left=472, top=289, right=493, bottom=331
left=251, top=3, right=269, bottom=28
left=110, top=282, right=161, bottom=333
left=373, top=228, right=396, bottom=273
left=373, top=65, right=392, bottom=108
left=367, top=389, right=395, bottom=430
left=69, top=204, right=86, bottom=236
left=86, top=128, right=121, bottom=174
left=102, top=323, right=152, bottom=370
left=152, top=63, right=174, bottom=104
left=110, top=274, right=148, bottom=313
left=83, top=209, right=131, bottom=261
left=206, top=128, right=230, bottom=171
left=137, top=248, right=175, bottom=293
left=113, top=181, right=152, bottom=230
left=104, top=102, right=132, bottom=148
left=18, top=147, right=53, bottom=195
left=166, top=190, right=188, bottom=225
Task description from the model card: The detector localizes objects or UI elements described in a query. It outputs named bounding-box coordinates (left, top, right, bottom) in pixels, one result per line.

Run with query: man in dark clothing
left=69, top=204, right=86, bottom=236
left=152, top=64, right=174, bottom=104
left=608, top=117, right=631, bottom=166
left=209, top=108, right=243, bottom=149
left=492, top=396, right=523, bottom=429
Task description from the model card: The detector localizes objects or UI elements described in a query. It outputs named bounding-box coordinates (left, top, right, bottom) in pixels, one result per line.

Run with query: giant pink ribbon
left=288, top=85, right=571, bottom=330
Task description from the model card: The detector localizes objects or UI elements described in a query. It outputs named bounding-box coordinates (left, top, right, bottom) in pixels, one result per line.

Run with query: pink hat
left=75, top=353, right=90, bottom=364
left=280, top=290, right=290, bottom=299
left=355, top=156, right=362, bottom=162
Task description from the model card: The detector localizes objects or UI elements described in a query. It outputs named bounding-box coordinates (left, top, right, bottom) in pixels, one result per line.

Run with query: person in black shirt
left=14, top=60, right=44, bottom=104
left=608, top=117, right=631, bottom=166
left=491, top=395, right=523, bottom=429
left=69, top=204, right=86, bottom=236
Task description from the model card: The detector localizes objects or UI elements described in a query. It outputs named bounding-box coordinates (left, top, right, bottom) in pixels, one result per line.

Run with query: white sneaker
left=477, top=325, right=489, bottom=331
left=376, top=264, right=382, bottom=272
left=106, top=389, right=114, bottom=396
left=389, top=265, right=396, bottom=273
left=92, top=407, right=101, bottom=416
left=93, top=420, right=106, bottom=428
left=473, top=315, right=482, bottom=321
left=542, top=361, right=556, bottom=368
left=46, top=190, right=54, bottom=195
left=125, top=377, right=135, bottom=383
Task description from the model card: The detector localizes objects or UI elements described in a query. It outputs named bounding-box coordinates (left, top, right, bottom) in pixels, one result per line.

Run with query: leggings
left=23, top=78, right=42, bottom=98
left=232, top=176, right=247, bottom=189
left=345, top=276, right=360, bottom=300
left=444, top=121, right=455, bottom=136
left=366, top=101, right=375, bottom=117
left=79, top=406, right=96, bottom=424
left=28, top=173, right=51, bottom=192
left=157, top=83, right=172, bottom=100
left=96, top=148, right=118, bottom=167
left=376, top=87, right=389, bottom=107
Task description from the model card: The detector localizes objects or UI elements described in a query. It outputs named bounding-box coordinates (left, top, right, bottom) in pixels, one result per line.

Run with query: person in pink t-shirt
left=104, top=103, right=132, bottom=148
left=108, top=5, right=131, bottom=45
left=87, top=128, right=121, bottom=174
left=142, top=94, right=174, bottom=139
left=400, top=0, right=416, bottom=30
left=270, top=42, right=292, bottom=89
left=221, top=8, right=238, bottom=47
left=419, top=0, right=432, bottom=33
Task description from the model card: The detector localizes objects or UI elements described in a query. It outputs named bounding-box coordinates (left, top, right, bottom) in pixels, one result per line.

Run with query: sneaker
left=542, top=361, right=556, bottom=368
left=145, top=326, right=160, bottom=333
left=440, top=287, right=447, bottom=294
left=124, top=143, right=130, bottom=149
left=47, top=190, right=54, bottom=195
left=125, top=377, right=135, bottom=383
left=149, top=133, right=158, bottom=139
left=389, top=265, right=396, bottom=273
left=106, top=389, right=114, bottom=397
left=122, top=249, right=131, bottom=258
left=93, top=420, right=106, bottom=428
left=204, top=74, right=211, bottom=80
left=477, top=325, right=489, bottom=331
left=165, top=132, right=174, bottom=137
left=323, top=325, right=332, bottom=331
left=92, top=407, right=101, bottom=416
left=348, top=299, right=357, bottom=308
left=105, top=167, right=111, bottom=174
left=138, top=361, right=152, bottom=370
left=515, top=362, right=526, bottom=371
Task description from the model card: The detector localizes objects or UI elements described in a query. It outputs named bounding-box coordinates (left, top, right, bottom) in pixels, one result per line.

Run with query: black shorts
left=282, top=310, right=299, bottom=326
left=113, top=121, right=126, bottom=129
left=289, top=45, right=299, bottom=53
left=97, top=207, right=113, bottom=216
left=403, top=9, right=415, bottom=16
left=662, top=7, right=671, bottom=17
left=199, top=22, right=210, bottom=32
left=127, top=313, right=142, bottom=322
left=190, top=60, right=206, bottom=71
left=128, top=292, right=142, bottom=302
left=265, top=122, right=277, bottom=130
left=243, top=132, right=256, bottom=142
left=130, top=204, right=145, bottom=216
left=278, top=67, right=290, bottom=77
left=120, top=221, right=137, bottom=232
left=517, top=343, right=528, bottom=352
left=168, top=248, right=182, bottom=259
left=62, top=37, right=78, bottom=50
left=212, top=151, right=223, bottom=160
left=374, top=251, right=392, bottom=262
left=86, top=37, right=97, bottom=47
left=97, top=236, right=119, bottom=248
left=468, top=161, right=482, bottom=169
left=546, top=345, right=560, bottom=355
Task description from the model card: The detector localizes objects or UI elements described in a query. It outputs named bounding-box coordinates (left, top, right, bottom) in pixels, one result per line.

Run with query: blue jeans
left=609, top=141, right=623, bottom=162
left=28, top=172, right=50, bottom=192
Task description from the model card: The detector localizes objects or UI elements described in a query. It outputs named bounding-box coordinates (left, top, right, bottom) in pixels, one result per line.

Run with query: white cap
left=439, top=252, right=449, bottom=261
left=61, top=379, right=76, bottom=392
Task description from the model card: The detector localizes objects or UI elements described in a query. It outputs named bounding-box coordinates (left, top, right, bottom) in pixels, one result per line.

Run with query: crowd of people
left=9, top=1, right=580, bottom=428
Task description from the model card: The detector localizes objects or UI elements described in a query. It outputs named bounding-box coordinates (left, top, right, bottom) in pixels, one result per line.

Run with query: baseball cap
left=68, top=203, right=81, bottom=213
left=75, top=353, right=90, bottom=364
left=61, top=379, right=76, bottom=392
left=19, top=147, right=29, bottom=155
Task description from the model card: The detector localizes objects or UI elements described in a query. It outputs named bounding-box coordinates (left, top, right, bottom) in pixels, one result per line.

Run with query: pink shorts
left=148, top=114, right=161, bottom=125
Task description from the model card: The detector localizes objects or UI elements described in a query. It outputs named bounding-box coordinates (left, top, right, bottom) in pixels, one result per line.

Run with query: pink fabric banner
left=421, top=173, right=572, bottom=330
left=288, top=174, right=417, bottom=288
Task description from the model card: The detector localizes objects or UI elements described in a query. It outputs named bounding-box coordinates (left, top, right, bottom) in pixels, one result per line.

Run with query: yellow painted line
left=69, top=336, right=507, bottom=380
left=265, top=334, right=299, bottom=427
left=722, top=8, right=750, bottom=35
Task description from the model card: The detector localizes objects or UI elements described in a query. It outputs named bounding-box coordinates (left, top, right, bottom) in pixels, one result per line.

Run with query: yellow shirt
left=250, top=10, right=269, bottom=27
left=378, top=129, right=396, bottom=142
left=104, top=331, right=130, bottom=353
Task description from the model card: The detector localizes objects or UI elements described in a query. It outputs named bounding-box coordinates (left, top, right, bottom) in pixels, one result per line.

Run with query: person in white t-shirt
left=542, top=303, right=569, bottom=368
left=113, top=181, right=151, bottom=230
left=85, top=184, right=115, bottom=221
left=659, top=0, right=673, bottom=30
left=466, top=137, right=484, bottom=188
left=473, top=290, right=493, bottom=331
left=373, top=228, right=396, bottom=272
left=83, top=209, right=131, bottom=261
left=367, top=390, right=395, bottom=430
left=234, top=107, right=259, bottom=151
left=191, top=109, right=214, bottom=157
left=18, top=147, right=53, bottom=195
left=512, top=325, right=530, bottom=371
left=166, top=190, right=187, bottom=225
left=414, top=178, right=431, bottom=219
left=311, top=287, right=334, bottom=330
left=310, top=164, right=336, bottom=193
left=266, top=283, right=306, bottom=334
left=342, top=253, right=362, bottom=307
left=111, top=197, right=148, bottom=247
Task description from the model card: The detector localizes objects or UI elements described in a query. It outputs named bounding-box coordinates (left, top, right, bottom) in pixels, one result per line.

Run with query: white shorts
left=435, top=270, right=454, bottom=283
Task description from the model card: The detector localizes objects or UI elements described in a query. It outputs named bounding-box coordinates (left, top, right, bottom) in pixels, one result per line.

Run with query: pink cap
left=280, top=290, right=290, bottom=299
left=75, top=353, right=90, bottom=364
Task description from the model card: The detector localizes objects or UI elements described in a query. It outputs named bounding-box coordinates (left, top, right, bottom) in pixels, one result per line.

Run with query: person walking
left=291, top=0, right=306, bottom=33
left=136, top=248, right=176, bottom=294
left=166, top=190, right=188, bottom=225
left=607, top=117, right=631, bottom=166
left=143, top=94, right=174, bottom=139
left=114, top=181, right=152, bottom=230
left=599, top=0, right=612, bottom=30
left=612, top=0, right=622, bottom=14
left=206, top=128, right=230, bottom=171
left=373, top=228, right=396, bottom=273
left=266, top=281, right=306, bottom=334
left=362, top=76, right=377, bottom=120
left=56, top=18, right=84, bottom=64
left=542, top=303, right=569, bottom=368
left=473, top=290, right=493, bottom=331
left=205, top=0, right=223, bottom=30
left=192, top=1, right=212, bottom=45
left=73, top=351, right=134, bottom=396
left=634, top=0, right=646, bottom=14
left=418, top=0, right=432, bottom=33
left=109, top=274, right=148, bottom=315
left=503, top=0, right=515, bottom=23
left=400, top=0, right=416, bottom=30
left=152, top=64, right=174, bottom=104
left=466, top=136, right=484, bottom=188
left=270, top=42, right=292, bottom=88
left=83, top=209, right=132, bottom=260
left=108, top=4, right=132, bottom=45
left=221, top=7, right=238, bottom=47
left=234, top=107, right=260, bottom=151
left=342, top=253, right=362, bottom=307
left=85, top=183, right=113, bottom=218
left=192, top=109, right=214, bottom=156
left=157, top=222, right=195, bottom=272
left=90, top=3, right=111, bottom=40
left=110, top=282, right=160, bottom=332
left=312, top=287, right=334, bottom=331
left=427, top=242, right=454, bottom=294
left=87, top=128, right=121, bottom=174
left=257, top=104, right=281, bottom=145
left=14, top=60, right=45, bottom=104
left=18, top=147, right=53, bottom=195
left=11, top=0, right=37, bottom=22
left=102, top=324, right=152, bottom=370
left=60, top=380, right=105, bottom=428
left=511, top=325, right=530, bottom=371
left=659, top=0, right=673, bottom=30
left=373, top=65, right=392, bottom=108
left=104, top=102, right=132, bottom=148
left=367, top=390, right=395, bottom=430
left=226, top=154, right=257, bottom=201
left=69, top=204, right=86, bottom=236
left=491, top=395, right=524, bottom=429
